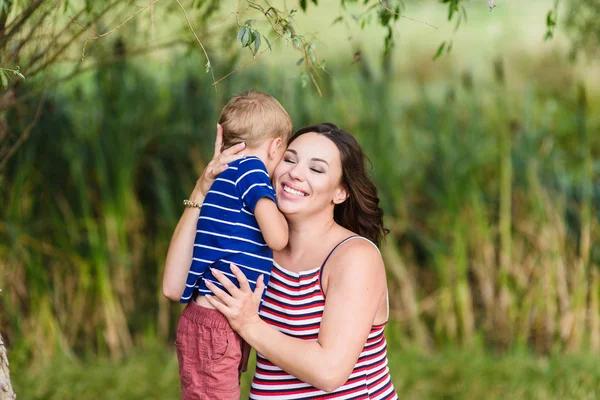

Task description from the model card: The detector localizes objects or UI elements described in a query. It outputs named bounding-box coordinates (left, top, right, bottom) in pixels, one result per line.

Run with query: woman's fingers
left=204, top=142, right=246, bottom=180
left=230, top=264, right=251, bottom=292
left=253, top=274, right=266, bottom=300
left=204, top=278, right=235, bottom=306
left=221, top=141, right=246, bottom=156
left=213, top=124, right=224, bottom=158
left=220, top=152, right=246, bottom=165
left=210, top=268, right=242, bottom=298
left=205, top=294, right=228, bottom=313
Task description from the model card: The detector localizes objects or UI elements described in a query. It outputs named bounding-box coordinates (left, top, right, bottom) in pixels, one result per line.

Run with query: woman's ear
left=333, top=186, right=349, bottom=205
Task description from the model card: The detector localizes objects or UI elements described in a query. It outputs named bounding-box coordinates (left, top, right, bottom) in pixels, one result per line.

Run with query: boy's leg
left=239, top=339, right=251, bottom=375
left=176, top=300, right=243, bottom=400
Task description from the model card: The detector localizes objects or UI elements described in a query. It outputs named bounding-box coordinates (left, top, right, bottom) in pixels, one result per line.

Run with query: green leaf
left=332, top=16, right=344, bottom=25
left=254, top=32, right=261, bottom=54
left=263, top=35, right=272, bottom=51
left=205, top=60, right=211, bottom=73
left=433, top=41, right=447, bottom=60
left=1, top=71, right=8, bottom=88
left=241, top=28, right=250, bottom=47
left=291, top=37, right=302, bottom=49
left=296, top=57, right=304, bottom=66
left=299, top=73, right=309, bottom=88
left=300, top=0, right=307, bottom=11
left=237, top=26, right=247, bottom=43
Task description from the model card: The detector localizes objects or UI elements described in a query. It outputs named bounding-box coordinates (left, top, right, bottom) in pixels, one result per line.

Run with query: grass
left=12, top=340, right=600, bottom=400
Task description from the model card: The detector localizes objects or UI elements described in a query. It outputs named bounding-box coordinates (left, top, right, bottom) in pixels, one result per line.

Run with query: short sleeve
left=235, top=157, right=276, bottom=213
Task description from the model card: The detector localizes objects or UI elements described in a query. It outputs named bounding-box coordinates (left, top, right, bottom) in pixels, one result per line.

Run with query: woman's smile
left=281, top=182, right=309, bottom=198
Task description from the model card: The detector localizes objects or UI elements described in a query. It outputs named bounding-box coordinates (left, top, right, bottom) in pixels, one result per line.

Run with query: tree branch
left=174, top=0, right=216, bottom=87
left=0, top=0, right=46, bottom=48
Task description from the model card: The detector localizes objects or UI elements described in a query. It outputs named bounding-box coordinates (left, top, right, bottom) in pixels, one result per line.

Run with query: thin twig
left=25, top=0, right=124, bottom=76
left=213, top=35, right=282, bottom=86
left=69, top=16, right=99, bottom=36
left=19, top=38, right=193, bottom=103
left=378, top=0, right=438, bottom=29
left=174, top=0, right=216, bottom=88
left=0, top=0, right=46, bottom=47
left=71, top=0, right=161, bottom=60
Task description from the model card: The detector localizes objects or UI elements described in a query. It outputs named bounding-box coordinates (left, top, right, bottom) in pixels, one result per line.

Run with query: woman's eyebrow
left=312, top=158, right=329, bottom=166
left=286, top=149, right=329, bottom=165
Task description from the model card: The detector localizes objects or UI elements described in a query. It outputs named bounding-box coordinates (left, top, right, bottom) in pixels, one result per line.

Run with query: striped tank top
left=250, top=236, right=398, bottom=399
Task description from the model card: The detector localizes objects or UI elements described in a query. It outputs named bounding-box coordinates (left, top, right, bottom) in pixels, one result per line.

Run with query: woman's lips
left=281, top=183, right=308, bottom=198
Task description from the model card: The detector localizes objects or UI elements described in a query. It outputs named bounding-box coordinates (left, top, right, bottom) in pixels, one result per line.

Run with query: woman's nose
left=288, top=164, right=305, bottom=181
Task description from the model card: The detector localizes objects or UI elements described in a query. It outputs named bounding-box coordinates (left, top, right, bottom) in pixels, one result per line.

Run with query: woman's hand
left=205, top=264, right=265, bottom=334
left=190, top=124, right=246, bottom=202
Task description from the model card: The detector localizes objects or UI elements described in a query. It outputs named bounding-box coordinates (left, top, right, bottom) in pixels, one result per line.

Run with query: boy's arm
left=254, top=198, right=288, bottom=251
left=162, top=127, right=246, bottom=301
left=236, top=158, right=288, bottom=251
left=162, top=196, right=202, bottom=301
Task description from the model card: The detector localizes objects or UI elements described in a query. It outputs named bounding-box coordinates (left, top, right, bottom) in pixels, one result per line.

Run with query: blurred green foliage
left=1, top=1, right=600, bottom=398
left=13, top=339, right=600, bottom=399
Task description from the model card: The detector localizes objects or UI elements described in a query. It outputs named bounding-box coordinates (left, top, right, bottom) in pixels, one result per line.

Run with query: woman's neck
left=284, top=212, right=339, bottom=256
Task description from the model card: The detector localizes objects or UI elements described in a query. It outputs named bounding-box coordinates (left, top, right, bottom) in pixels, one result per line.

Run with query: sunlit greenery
left=2, top=1, right=600, bottom=399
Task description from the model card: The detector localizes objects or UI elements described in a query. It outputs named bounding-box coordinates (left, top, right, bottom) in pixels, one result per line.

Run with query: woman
left=163, top=123, right=398, bottom=399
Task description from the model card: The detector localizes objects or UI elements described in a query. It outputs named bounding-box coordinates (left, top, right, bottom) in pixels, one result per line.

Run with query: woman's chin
left=277, top=202, right=304, bottom=216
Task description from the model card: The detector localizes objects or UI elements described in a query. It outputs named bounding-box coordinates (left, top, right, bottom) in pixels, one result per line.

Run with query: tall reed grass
left=1, top=50, right=598, bottom=363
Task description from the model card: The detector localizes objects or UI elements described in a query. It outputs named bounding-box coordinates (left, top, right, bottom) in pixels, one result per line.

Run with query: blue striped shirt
left=180, top=156, right=277, bottom=303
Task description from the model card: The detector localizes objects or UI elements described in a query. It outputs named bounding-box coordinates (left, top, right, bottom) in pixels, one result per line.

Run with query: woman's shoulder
left=327, top=228, right=384, bottom=269
left=320, top=229, right=386, bottom=294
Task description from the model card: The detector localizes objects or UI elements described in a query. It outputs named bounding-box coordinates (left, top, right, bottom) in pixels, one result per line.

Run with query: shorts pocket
left=175, top=328, right=193, bottom=388
left=207, top=328, right=229, bottom=361
left=205, top=330, right=243, bottom=392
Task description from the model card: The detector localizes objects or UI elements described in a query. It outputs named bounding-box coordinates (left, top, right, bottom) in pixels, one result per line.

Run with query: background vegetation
left=1, top=0, right=599, bottom=398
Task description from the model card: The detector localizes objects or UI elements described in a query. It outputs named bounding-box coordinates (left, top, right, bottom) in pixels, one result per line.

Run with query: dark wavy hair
left=289, top=123, right=388, bottom=246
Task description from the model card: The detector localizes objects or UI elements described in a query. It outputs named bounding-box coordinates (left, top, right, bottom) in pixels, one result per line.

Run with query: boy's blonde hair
left=218, top=90, right=293, bottom=150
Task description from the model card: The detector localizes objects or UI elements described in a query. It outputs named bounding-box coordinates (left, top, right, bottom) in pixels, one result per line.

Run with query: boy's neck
left=240, top=146, right=273, bottom=175
left=240, top=147, right=267, bottom=161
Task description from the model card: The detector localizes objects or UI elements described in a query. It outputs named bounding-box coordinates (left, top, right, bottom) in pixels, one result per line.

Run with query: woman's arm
left=206, top=240, right=386, bottom=391
left=161, top=125, right=246, bottom=301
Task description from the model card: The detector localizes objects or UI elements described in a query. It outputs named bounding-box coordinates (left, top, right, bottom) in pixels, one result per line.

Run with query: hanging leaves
left=237, top=21, right=265, bottom=56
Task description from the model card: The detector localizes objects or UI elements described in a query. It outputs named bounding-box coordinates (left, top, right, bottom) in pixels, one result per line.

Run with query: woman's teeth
left=283, top=185, right=307, bottom=197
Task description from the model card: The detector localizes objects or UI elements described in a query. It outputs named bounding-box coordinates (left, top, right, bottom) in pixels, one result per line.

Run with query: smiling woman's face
left=272, top=132, right=347, bottom=218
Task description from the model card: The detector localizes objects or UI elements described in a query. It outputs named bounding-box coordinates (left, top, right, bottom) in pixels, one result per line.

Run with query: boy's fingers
left=230, top=264, right=251, bottom=292
left=213, top=124, right=224, bottom=158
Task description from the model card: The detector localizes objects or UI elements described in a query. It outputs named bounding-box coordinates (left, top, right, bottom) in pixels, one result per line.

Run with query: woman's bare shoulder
left=324, top=231, right=384, bottom=276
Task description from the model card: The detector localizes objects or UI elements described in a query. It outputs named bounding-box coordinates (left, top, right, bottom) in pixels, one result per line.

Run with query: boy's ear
left=268, top=137, right=283, bottom=159
left=333, top=186, right=349, bottom=205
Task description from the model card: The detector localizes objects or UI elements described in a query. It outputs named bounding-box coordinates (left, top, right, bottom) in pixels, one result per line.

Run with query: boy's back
left=180, top=156, right=276, bottom=303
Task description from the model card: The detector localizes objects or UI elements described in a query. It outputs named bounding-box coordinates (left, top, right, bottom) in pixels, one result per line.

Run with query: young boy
left=176, top=90, right=291, bottom=399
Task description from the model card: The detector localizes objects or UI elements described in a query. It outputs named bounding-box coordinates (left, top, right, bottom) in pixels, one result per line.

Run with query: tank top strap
left=318, top=235, right=389, bottom=321
left=318, top=235, right=378, bottom=285
left=319, top=235, right=359, bottom=270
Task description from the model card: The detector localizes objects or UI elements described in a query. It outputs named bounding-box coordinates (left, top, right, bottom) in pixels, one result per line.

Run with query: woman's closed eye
left=310, top=167, right=324, bottom=174
left=284, top=157, right=296, bottom=164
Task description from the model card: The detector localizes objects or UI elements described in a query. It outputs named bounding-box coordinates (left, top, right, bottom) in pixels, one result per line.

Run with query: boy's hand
left=192, top=124, right=246, bottom=200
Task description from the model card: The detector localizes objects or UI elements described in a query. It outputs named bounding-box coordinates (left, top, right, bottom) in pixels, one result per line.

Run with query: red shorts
left=175, top=300, right=251, bottom=400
